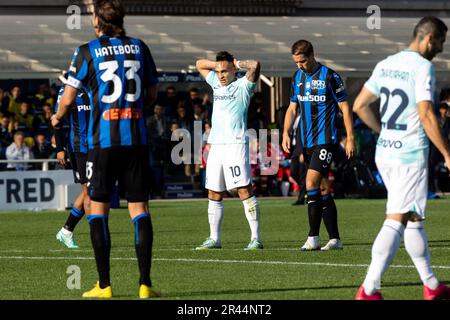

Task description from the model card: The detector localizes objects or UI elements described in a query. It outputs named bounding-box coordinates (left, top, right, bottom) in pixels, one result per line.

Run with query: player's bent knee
left=408, top=212, right=423, bottom=222
left=306, top=180, right=320, bottom=190
left=208, top=190, right=223, bottom=201
left=237, top=186, right=252, bottom=200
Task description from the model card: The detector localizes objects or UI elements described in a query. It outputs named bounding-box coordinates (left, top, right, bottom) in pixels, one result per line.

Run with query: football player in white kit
left=195, top=51, right=262, bottom=250
left=353, top=16, right=450, bottom=300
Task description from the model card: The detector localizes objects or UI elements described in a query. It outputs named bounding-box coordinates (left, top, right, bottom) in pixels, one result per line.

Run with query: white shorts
left=376, top=162, right=428, bottom=218
left=205, top=144, right=251, bottom=192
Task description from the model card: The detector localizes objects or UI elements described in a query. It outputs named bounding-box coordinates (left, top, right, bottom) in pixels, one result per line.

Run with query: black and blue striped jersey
left=55, top=85, right=90, bottom=153
left=66, top=35, right=158, bottom=149
left=290, top=63, right=347, bottom=148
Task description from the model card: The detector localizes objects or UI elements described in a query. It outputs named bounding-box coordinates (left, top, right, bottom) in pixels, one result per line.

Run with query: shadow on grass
left=162, top=281, right=435, bottom=298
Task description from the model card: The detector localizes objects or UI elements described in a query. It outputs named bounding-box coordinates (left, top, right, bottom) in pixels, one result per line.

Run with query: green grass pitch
left=0, top=197, right=449, bottom=300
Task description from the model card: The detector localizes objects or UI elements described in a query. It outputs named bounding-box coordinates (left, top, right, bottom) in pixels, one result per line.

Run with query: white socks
left=243, top=196, right=261, bottom=241
left=404, top=221, right=439, bottom=290
left=208, top=200, right=224, bottom=243
left=363, top=219, right=405, bottom=295
left=61, top=227, right=72, bottom=236
left=364, top=218, right=441, bottom=295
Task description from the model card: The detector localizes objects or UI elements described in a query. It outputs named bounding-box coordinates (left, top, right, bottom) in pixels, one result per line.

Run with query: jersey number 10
left=99, top=60, right=141, bottom=104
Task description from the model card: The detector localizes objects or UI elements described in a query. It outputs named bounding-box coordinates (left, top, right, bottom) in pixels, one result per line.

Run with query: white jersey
left=205, top=71, right=256, bottom=144
left=365, top=50, right=435, bottom=166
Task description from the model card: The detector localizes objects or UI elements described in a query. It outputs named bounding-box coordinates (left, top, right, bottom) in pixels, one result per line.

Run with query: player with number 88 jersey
left=282, top=40, right=356, bottom=252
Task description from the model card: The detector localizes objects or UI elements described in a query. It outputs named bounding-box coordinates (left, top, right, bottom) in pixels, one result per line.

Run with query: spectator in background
left=192, top=98, right=206, bottom=122
left=176, top=105, right=193, bottom=133
left=162, top=86, right=179, bottom=119
left=0, top=114, right=13, bottom=170
left=147, top=103, right=170, bottom=144
left=290, top=115, right=307, bottom=205
left=15, top=101, right=38, bottom=136
left=429, top=98, right=450, bottom=196
left=184, top=87, right=201, bottom=115
left=6, top=85, right=22, bottom=116
left=248, top=92, right=267, bottom=131
left=6, top=131, right=33, bottom=171
left=34, top=83, right=54, bottom=110
left=168, top=121, right=184, bottom=176
left=202, top=93, right=213, bottom=122
left=0, top=87, right=6, bottom=116
left=32, top=132, right=52, bottom=160
left=48, top=134, right=58, bottom=169
left=146, top=103, right=170, bottom=197
left=0, top=116, right=13, bottom=148
left=35, top=102, right=54, bottom=139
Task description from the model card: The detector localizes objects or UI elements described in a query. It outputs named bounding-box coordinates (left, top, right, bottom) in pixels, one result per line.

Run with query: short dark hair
left=413, top=16, right=448, bottom=41
left=216, top=51, right=234, bottom=62
left=94, top=0, right=126, bottom=37
left=291, top=39, right=314, bottom=56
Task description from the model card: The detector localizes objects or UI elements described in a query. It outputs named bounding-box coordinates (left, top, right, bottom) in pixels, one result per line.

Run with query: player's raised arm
left=235, top=59, right=261, bottom=83
left=418, top=100, right=450, bottom=171
left=353, top=87, right=382, bottom=134
left=337, top=101, right=356, bottom=159
left=196, top=59, right=216, bottom=78
left=282, top=101, right=298, bottom=153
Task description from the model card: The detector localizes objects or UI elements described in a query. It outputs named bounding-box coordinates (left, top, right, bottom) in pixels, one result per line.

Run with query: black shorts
left=87, top=146, right=150, bottom=203
left=69, top=152, right=88, bottom=184
left=303, top=144, right=337, bottom=177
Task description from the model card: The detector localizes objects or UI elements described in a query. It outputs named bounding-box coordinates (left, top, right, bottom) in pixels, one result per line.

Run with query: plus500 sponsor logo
left=377, top=137, right=403, bottom=149
left=297, top=95, right=326, bottom=102
left=77, top=105, right=91, bottom=112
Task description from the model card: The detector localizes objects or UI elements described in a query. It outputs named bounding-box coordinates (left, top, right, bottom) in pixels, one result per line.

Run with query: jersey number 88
left=319, top=149, right=333, bottom=164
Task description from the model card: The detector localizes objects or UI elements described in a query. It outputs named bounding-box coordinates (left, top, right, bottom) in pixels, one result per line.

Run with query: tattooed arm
left=234, top=59, right=261, bottom=83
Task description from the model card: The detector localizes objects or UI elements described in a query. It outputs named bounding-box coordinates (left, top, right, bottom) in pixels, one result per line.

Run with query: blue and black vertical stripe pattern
left=55, top=86, right=90, bottom=153
left=67, top=35, right=158, bottom=149
left=290, top=64, right=347, bottom=148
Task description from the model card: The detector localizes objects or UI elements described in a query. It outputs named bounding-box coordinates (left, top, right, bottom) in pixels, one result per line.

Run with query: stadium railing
left=0, top=159, right=58, bottom=171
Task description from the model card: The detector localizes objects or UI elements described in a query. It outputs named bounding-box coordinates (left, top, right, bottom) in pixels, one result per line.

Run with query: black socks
left=133, top=213, right=154, bottom=287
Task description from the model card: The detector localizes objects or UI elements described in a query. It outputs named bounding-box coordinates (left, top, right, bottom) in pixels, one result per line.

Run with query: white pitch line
left=1, top=255, right=450, bottom=270
left=2, top=246, right=450, bottom=254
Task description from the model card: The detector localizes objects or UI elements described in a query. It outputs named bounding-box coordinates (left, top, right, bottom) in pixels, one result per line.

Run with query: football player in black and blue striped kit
left=282, top=40, right=356, bottom=251
left=55, top=74, right=91, bottom=249
left=52, top=0, right=158, bottom=299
